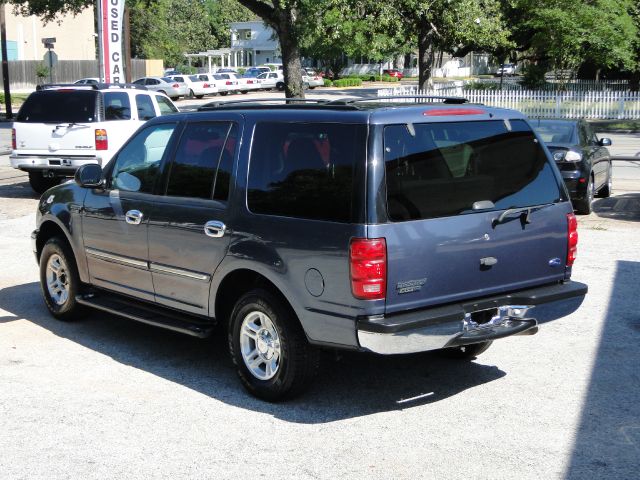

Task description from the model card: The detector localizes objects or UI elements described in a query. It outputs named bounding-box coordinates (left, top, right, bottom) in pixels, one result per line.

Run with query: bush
left=323, top=79, right=333, bottom=87
left=521, top=64, right=548, bottom=90
left=463, top=81, right=500, bottom=91
left=176, top=65, right=197, bottom=74
left=0, top=92, right=4, bottom=105
left=332, top=78, right=362, bottom=88
left=351, top=74, right=399, bottom=82
left=35, top=63, right=50, bottom=82
left=237, top=68, right=246, bottom=75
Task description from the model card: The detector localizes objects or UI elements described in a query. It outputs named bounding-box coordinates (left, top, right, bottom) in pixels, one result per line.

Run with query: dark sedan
left=532, top=119, right=612, bottom=214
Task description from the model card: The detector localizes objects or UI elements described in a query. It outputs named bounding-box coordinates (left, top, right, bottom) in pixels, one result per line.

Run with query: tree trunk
left=595, top=68, right=601, bottom=81
left=274, top=12, right=304, bottom=98
left=417, top=22, right=435, bottom=91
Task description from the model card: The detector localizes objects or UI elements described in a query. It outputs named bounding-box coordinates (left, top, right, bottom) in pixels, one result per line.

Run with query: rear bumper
left=11, top=154, right=100, bottom=175
left=357, top=281, right=587, bottom=354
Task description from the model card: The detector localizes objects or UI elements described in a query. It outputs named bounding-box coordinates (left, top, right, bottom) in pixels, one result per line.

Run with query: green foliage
left=463, top=81, right=500, bottom=91
left=9, top=0, right=91, bottom=23
left=521, top=63, right=548, bottom=90
left=237, top=68, right=246, bottom=75
left=207, top=0, right=254, bottom=48
left=323, top=79, right=333, bottom=87
left=177, top=65, right=197, bottom=74
left=0, top=93, right=4, bottom=105
left=35, top=63, right=50, bottom=80
left=332, top=78, right=362, bottom=88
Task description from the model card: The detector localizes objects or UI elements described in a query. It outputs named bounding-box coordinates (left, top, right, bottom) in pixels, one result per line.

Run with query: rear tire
left=28, top=172, right=59, bottom=195
left=220, top=91, right=228, bottom=96
left=575, top=176, right=594, bottom=215
left=276, top=82, right=285, bottom=91
left=39, top=236, right=86, bottom=321
left=440, top=341, right=493, bottom=359
left=195, top=95, right=204, bottom=99
left=228, top=289, right=320, bottom=401
left=597, top=165, right=613, bottom=198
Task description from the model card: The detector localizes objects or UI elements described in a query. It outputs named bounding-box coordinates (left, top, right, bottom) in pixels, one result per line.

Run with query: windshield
left=383, top=119, right=562, bottom=221
left=17, top=90, right=98, bottom=123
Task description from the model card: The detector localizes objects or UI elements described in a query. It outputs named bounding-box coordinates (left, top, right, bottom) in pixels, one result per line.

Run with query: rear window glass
left=248, top=122, right=366, bottom=222
left=17, top=90, right=97, bottom=123
left=384, top=120, right=561, bottom=221
left=103, top=92, right=131, bottom=120
left=533, top=120, right=576, bottom=143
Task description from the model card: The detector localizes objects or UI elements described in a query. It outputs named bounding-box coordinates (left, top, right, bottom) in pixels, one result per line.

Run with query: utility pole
left=0, top=2, right=13, bottom=119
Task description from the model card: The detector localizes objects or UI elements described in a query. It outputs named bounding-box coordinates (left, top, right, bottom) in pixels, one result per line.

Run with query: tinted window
left=248, top=122, right=366, bottom=222
left=136, top=94, right=156, bottom=120
left=533, top=120, right=576, bottom=143
left=166, top=122, right=233, bottom=199
left=384, top=120, right=561, bottom=221
left=103, top=92, right=131, bottom=120
left=17, top=90, right=97, bottom=123
left=214, top=124, right=238, bottom=201
left=110, top=123, right=176, bottom=193
left=156, top=95, right=178, bottom=115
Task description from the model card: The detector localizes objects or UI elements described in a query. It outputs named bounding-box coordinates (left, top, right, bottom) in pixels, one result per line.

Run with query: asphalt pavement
left=1, top=92, right=639, bottom=479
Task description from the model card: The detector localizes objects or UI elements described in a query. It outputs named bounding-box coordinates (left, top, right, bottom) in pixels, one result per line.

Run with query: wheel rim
left=46, top=254, right=70, bottom=306
left=240, top=311, right=281, bottom=380
left=587, top=178, right=594, bottom=205
left=608, top=171, right=613, bottom=193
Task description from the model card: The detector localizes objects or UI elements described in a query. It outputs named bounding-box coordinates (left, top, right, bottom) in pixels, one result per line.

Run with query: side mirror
left=599, top=138, right=612, bottom=147
left=75, top=164, right=103, bottom=188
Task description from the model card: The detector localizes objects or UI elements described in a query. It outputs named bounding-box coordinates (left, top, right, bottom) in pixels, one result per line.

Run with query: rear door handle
left=125, top=210, right=144, bottom=225
left=204, top=220, right=226, bottom=238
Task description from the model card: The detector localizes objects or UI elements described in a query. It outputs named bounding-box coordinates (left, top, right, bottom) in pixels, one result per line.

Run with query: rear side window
left=136, top=94, right=156, bottom=120
left=103, top=92, right=131, bottom=120
left=384, top=120, right=561, bottom=221
left=156, top=95, right=178, bottom=115
left=17, top=90, right=97, bottom=123
left=165, top=122, right=236, bottom=200
left=248, top=122, right=366, bottom=222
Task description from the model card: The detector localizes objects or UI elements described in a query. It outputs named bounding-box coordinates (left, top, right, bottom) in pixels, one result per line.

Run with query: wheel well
left=36, top=221, right=69, bottom=262
left=214, top=269, right=295, bottom=328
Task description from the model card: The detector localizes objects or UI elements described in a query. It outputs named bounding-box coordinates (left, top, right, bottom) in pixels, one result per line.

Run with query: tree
left=207, top=0, right=254, bottom=48
left=9, top=0, right=90, bottom=23
left=235, top=0, right=309, bottom=98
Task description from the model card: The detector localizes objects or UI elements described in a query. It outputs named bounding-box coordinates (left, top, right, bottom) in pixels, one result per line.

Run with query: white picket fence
left=377, top=86, right=640, bottom=119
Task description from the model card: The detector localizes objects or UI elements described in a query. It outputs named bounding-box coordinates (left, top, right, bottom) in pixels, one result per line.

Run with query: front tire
left=28, top=172, right=58, bottom=194
left=228, top=289, right=319, bottom=401
left=39, top=236, right=85, bottom=321
left=597, top=165, right=613, bottom=198
left=575, top=176, right=595, bottom=215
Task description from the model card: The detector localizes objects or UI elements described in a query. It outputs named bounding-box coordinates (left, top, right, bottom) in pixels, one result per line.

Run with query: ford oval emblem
left=549, top=257, right=562, bottom=267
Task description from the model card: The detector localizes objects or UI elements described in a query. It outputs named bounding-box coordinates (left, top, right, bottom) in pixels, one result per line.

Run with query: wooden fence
left=378, top=86, right=640, bottom=119
left=0, top=59, right=157, bottom=90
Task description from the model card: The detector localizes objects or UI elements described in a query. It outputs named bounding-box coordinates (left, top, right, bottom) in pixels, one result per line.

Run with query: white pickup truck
left=10, top=84, right=178, bottom=193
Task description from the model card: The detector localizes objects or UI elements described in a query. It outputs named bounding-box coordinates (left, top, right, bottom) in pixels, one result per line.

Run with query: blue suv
left=32, top=97, right=587, bottom=400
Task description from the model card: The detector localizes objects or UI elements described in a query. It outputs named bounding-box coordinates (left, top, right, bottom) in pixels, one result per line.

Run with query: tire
left=39, top=236, right=86, bottom=321
left=195, top=95, right=204, bottom=99
left=597, top=165, right=613, bottom=198
left=575, top=175, right=595, bottom=215
left=241, top=90, right=248, bottom=94
left=439, top=341, right=493, bottom=359
left=228, top=289, right=320, bottom=401
left=309, top=86, right=316, bottom=89
left=188, top=89, right=194, bottom=98
left=276, top=82, right=285, bottom=91
left=158, top=90, right=166, bottom=96
left=170, top=97, right=179, bottom=101
left=28, top=172, right=59, bottom=195
left=220, top=91, right=228, bottom=96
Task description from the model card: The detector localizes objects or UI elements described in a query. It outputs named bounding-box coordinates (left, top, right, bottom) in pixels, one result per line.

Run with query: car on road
left=166, top=74, right=208, bottom=99
left=496, top=64, right=517, bottom=76
left=32, top=97, right=587, bottom=401
left=532, top=118, right=612, bottom=214
left=383, top=69, right=404, bottom=79
left=303, top=71, right=324, bottom=89
left=132, top=76, right=188, bottom=100
left=257, top=71, right=285, bottom=91
left=10, top=83, right=179, bottom=193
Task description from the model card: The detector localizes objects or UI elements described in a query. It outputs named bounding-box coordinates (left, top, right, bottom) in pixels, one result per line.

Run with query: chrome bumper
left=357, top=281, right=587, bottom=355
left=10, top=154, right=100, bottom=172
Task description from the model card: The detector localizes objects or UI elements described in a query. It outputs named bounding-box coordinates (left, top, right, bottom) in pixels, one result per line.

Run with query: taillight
left=11, top=128, right=16, bottom=150
left=567, top=213, right=578, bottom=266
left=172, top=83, right=179, bottom=88
left=226, top=81, right=233, bottom=85
left=95, top=129, right=108, bottom=151
left=350, top=238, right=387, bottom=300
left=203, top=83, right=209, bottom=88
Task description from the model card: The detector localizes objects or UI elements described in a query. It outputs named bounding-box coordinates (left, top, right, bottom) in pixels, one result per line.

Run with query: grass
left=588, top=119, right=640, bottom=132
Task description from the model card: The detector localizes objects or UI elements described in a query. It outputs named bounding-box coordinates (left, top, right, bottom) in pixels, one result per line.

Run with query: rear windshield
left=384, top=119, right=562, bottom=221
left=532, top=120, right=576, bottom=143
left=17, top=90, right=98, bottom=123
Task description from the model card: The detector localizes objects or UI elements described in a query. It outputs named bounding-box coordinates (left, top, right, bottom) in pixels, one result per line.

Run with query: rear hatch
left=14, top=90, right=99, bottom=156
left=369, top=118, right=570, bottom=314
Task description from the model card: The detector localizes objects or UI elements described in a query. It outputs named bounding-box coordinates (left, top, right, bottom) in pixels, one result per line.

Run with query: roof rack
left=36, top=83, right=148, bottom=91
left=327, top=95, right=469, bottom=105
left=198, top=98, right=330, bottom=110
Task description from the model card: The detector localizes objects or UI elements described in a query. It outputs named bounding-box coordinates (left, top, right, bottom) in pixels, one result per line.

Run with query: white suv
left=10, top=83, right=179, bottom=193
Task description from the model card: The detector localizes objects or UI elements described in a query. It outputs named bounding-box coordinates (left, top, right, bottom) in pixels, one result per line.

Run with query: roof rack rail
left=327, top=95, right=469, bottom=105
left=197, top=98, right=331, bottom=111
left=36, top=83, right=148, bottom=91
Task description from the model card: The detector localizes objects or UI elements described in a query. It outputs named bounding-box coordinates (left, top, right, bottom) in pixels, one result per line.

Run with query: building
left=185, top=20, right=280, bottom=71
left=1, top=5, right=95, bottom=61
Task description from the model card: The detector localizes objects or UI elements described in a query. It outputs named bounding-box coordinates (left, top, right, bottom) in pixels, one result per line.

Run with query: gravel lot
left=0, top=111, right=639, bottom=479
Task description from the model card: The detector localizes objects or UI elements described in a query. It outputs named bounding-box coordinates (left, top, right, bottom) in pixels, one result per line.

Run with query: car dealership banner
left=98, top=0, right=125, bottom=83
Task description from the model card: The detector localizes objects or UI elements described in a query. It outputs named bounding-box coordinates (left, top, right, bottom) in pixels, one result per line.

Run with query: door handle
left=204, top=220, right=226, bottom=238
left=125, top=209, right=144, bottom=225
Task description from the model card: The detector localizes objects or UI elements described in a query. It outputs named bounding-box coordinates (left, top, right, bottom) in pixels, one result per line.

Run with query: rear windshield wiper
left=493, top=203, right=554, bottom=227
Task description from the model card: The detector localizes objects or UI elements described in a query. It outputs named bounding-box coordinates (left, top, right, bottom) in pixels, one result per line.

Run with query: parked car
left=240, top=72, right=264, bottom=92
left=383, top=69, right=404, bottom=79
left=257, top=71, right=285, bottom=91
left=73, top=77, right=100, bottom=85
left=495, top=64, right=517, bottom=76
left=302, top=71, right=324, bottom=89
left=33, top=97, right=587, bottom=401
left=212, top=72, right=244, bottom=95
left=195, top=74, right=221, bottom=96
left=245, top=67, right=271, bottom=76
left=132, top=76, right=188, bottom=100
left=167, top=74, right=208, bottom=99
left=216, top=68, right=238, bottom=74
left=10, top=83, right=178, bottom=193
left=532, top=118, right=612, bottom=214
